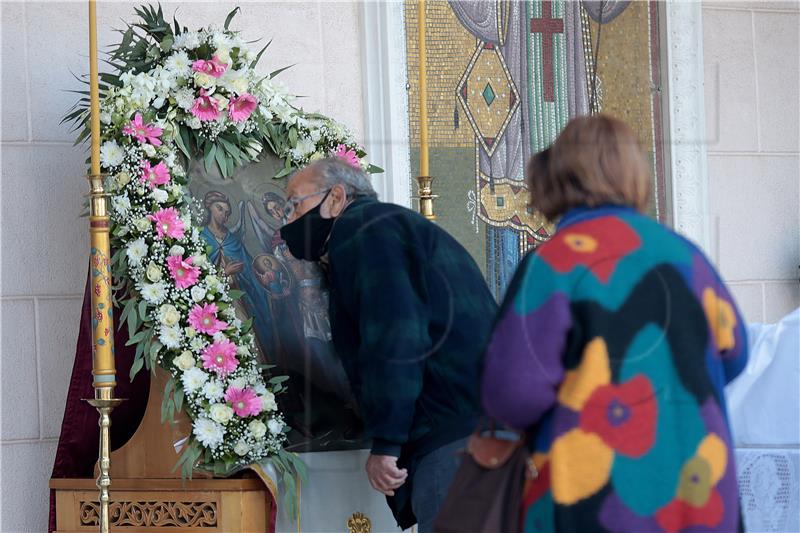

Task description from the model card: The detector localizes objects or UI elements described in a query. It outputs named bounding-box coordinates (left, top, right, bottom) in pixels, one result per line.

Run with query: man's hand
left=365, top=454, right=408, bottom=496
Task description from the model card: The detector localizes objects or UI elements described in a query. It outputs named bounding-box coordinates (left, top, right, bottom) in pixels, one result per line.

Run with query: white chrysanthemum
left=182, top=366, right=208, bottom=393
left=150, top=188, right=168, bottom=204
left=159, top=325, right=183, bottom=349
left=189, top=336, right=206, bottom=352
left=100, top=140, right=125, bottom=168
left=229, top=377, right=247, bottom=390
left=169, top=245, right=185, bottom=257
left=248, top=420, right=267, bottom=439
left=193, top=418, right=224, bottom=449
left=267, top=419, right=284, bottom=435
left=209, top=403, right=234, bottom=424
left=211, top=32, right=233, bottom=52
left=191, top=254, right=207, bottom=268
left=173, top=31, right=201, bottom=51
left=175, top=88, right=195, bottom=111
left=191, top=285, right=207, bottom=302
left=140, top=282, right=167, bottom=304
left=173, top=350, right=195, bottom=371
left=261, top=391, right=278, bottom=412
left=202, top=379, right=224, bottom=401
left=165, top=50, right=192, bottom=77
left=111, top=195, right=131, bottom=217
left=126, top=238, right=148, bottom=265
left=100, top=111, right=112, bottom=125
left=158, top=304, right=181, bottom=326
left=233, top=439, right=250, bottom=456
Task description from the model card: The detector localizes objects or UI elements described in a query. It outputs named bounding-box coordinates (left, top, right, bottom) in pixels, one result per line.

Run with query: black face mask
left=279, top=191, right=335, bottom=262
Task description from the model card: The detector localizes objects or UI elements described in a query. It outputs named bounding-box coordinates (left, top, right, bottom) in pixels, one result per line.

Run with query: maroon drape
left=48, top=274, right=150, bottom=532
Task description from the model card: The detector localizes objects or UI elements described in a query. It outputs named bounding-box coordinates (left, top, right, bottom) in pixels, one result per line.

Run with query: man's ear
left=325, top=183, right=348, bottom=218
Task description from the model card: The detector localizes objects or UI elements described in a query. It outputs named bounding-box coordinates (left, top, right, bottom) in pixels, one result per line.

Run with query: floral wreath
left=66, top=5, right=377, bottom=516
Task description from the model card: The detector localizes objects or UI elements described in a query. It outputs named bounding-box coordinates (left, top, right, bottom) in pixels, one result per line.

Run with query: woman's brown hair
left=526, top=114, right=651, bottom=220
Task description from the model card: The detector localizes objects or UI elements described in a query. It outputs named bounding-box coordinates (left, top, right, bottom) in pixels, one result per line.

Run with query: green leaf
left=250, top=39, right=273, bottom=68
left=224, top=7, right=240, bottom=29
left=125, top=329, right=146, bottom=346
left=129, top=355, right=144, bottom=379
left=269, top=64, right=295, bottom=79
left=367, top=164, right=385, bottom=174
left=228, top=289, right=244, bottom=300
left=174, top=386, right=184, bottom=412
left=269, top=375, right=289, bottom=385
left=203, top=142, right=217, bottom=174
left=138, top=300, right=149, bottom=323
left=214, top=145, right=229, bottom=178
left=173, top=128, right=191, bottom=158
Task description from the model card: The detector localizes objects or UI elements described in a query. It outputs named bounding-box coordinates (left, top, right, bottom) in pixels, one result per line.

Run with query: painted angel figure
left=199, top=190, right=275, bottom=362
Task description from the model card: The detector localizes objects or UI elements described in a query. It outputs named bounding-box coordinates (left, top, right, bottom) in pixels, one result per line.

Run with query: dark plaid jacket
left=326, top=196, right=497, bottom=460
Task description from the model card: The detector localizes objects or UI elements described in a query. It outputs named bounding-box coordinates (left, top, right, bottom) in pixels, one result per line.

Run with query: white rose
left=230, top=76, right=249, bottom=95
left=116, top=171, right=131, bottom=187
left=191, top=285, right=207, bottom=302
left=146, top=262, right=163, bottom=282
left=261, top=392, right=277, bottom=412
left=159, top=304, right=181, bottom=326
left=209, top=403, right=234, bottom=424
left=248, top=420, right=267, bottom=439
left=267, top=419, right=284, bottom=435
left=185, top=326, right=197, bottom=339
left=191, top=254, right=207, bottom=267
left=150, top=188, right=168, bottom=204
left=205, top=275, right=220, bottom=291
left=169, top=245, right=185, bottom=256
left=142, top=143, right=157, bottom=157
left=214, top=94, right=229, bottom=110
left=194, top=72, right=215, bottom=88
left=134, top=217, right=151, bottom=232
left=215, top=47, right=231, bottom=64
left=233, top=439, right=250, bottom=456
left=173, top=350, right=195, bottom=371
left=186, top=116, right=201, bottom=129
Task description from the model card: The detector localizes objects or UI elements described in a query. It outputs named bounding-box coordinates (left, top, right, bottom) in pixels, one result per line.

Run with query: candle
left=88, top=0, right=101, bottom=176
left=87, top=0, right=116, bottom=389
left=418, top=0, right=429, bottom=177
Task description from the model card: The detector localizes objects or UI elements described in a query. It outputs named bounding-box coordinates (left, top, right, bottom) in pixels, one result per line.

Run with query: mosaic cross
left=530, top=0, right=564, bottom=102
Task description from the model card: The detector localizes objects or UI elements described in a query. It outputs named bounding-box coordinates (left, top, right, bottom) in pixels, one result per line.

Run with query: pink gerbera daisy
left=333, top=144, right=361, bottom=169
left=192, top=55, right=228, bottom=78
left=148, top=207, right=186, bottom=240
left=202, top=339, right=239, bottom=376
left=123, top=113, right=163, bottom=146
left=166, top=255, right=200, bottom=289
left=224, top=386, right=263, bottom=417
left=190, top=89, right=221, bottom=121
left=228, top=93, right=258, bottom=123
left=140, top=160, right=171, bottom=188
left=188, top=303, right=228, bottom=335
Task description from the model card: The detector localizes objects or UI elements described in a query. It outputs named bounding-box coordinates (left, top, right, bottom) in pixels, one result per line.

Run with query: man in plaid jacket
left=279, top=158, right=497, bottom=531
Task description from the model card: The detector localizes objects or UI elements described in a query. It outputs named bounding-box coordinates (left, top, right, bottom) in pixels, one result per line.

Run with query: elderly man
left=279, top=158, right=497, bottom=531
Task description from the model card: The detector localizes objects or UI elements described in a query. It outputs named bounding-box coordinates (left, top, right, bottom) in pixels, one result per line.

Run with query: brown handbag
left=434, top=425, right=535, bottom=533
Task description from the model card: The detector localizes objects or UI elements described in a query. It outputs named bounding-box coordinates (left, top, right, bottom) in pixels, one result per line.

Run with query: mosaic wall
left=405, top=0, right=667, bottom=296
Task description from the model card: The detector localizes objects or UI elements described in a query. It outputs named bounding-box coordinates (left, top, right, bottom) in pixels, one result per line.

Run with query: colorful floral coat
left=482, top=205, right=747, bottom=532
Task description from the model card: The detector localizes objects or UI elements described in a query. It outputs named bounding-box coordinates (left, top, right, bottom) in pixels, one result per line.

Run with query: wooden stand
left=50, top=369, right=274, bottom=532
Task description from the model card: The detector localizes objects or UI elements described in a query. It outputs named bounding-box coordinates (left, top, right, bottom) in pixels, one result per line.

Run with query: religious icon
left=188, top=156, right=365, bottom=452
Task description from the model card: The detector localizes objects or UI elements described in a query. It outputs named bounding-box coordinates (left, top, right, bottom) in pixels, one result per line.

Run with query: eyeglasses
left=281, top=188, right=331, bottom=223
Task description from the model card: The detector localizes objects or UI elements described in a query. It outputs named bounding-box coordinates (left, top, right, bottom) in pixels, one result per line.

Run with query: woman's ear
left=324, top=184, right=348, bottom=218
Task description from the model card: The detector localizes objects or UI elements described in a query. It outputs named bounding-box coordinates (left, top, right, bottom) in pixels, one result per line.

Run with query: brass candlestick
left=86, top=172, right=124, bottom=533
left=414, top=175, right=438, bottom=221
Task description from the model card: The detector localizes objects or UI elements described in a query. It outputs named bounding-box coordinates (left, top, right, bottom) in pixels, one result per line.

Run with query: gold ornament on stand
left=414, top=0, right=437, bottom=221
left=86, top=1, right=124, bottom=531
left=347, top=511, right=372, bottom=533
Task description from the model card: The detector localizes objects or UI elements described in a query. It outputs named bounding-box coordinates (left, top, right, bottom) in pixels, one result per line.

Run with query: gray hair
left=305, top=158, right=377, bottom=199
